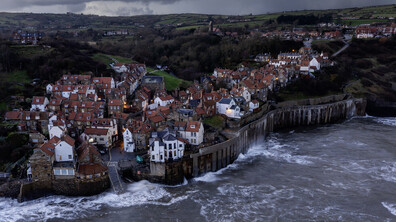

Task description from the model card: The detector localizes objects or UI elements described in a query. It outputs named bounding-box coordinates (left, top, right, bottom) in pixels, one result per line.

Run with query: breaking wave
left=0, top=180, right=188, bottom=222
left=374, top=117, right=396, bottom=127
left=382, top=202, right=396, bottom=216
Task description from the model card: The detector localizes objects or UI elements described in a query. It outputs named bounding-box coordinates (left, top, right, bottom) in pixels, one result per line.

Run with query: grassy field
left=92, top=53, right=135, bottom=67
left=11, top=45, right=53, bottom=58
left=203, top=115, right=225, bottom=129
left=147, top=69, right=191, bottom=91
left=340, top=19, right=390, bottom=25
left=0, top=70, right=30, bottom=84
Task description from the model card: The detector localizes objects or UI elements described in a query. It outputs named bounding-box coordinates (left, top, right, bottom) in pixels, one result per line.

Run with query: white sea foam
left=193, top=161, right=239, bottom=183
left=382, top=202, right=396, bottom=216
left=374, top=117, right=396, bottom=127
left=195, top=137, right=318, bottom=183
left=0, top=180, right=189, bottom=222
left=258, top=138, right=318, bottom=165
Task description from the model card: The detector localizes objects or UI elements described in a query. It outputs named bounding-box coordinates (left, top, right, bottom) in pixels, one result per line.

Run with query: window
left=174, top=143, right=176, bottom=148
left=68, top=169, right=74, bottom=175
left=152, top=146, right=154, bottom=151
left=68, top=155, right=72, bottom=160
left=174, top=151, right=176, bottom=157
left=54, top=169, right=61, bottom=175
left=179, top=144, right=182, bottom=148
left=152, top=155, right=155, bottom=160
left=100, top=138, right=104, bottom=141
left=160, top=155, right=163, bottom=160
left=61, top=169, right=67, bottom=175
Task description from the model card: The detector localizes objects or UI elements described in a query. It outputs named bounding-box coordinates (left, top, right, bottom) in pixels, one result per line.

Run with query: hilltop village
left=1, top=44, right=335, bottom=192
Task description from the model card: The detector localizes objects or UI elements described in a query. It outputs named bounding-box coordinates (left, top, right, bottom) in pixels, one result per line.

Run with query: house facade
left=216, top=98, right=241, bottom=119
left=123, top=128, right=136, bottom=152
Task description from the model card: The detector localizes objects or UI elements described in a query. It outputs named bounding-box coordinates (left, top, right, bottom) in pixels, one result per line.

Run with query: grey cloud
left=116, top=6, right=154, bottom=16
left=66, top=3, right=86, bottom=12
left=7, top=0, right=180, bottom=6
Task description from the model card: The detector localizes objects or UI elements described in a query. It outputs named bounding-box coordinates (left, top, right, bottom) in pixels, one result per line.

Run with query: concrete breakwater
left=143, top=97, right=366, bottom=184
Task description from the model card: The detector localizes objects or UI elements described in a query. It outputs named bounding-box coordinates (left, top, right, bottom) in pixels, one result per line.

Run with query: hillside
left=0, top=4, right=395, bottom=32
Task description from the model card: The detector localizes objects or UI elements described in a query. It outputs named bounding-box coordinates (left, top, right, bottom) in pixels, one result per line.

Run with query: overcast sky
left=1, top=0, right=395, bottom=16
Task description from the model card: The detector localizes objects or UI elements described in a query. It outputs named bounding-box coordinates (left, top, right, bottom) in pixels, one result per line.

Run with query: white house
left=84, top=128, right=113, bottom=148
left=150, top=138, right=165, bottom=163
left=241, top=88, right=251, bottom=103
left=249, top=100, right=260, bottom=112
left=123, top=128, right=135, bottom=152
left=154, top=95, right=174, bottom=107
left=112, top=63, right=128, bottom=73
left=91, top=118, right=118, bottom=142
left=49, top=125, right=66, bottom=139
left=216, top=98, right=241, bottom=119
left=31, top=96, right=49, bottom=111
left=46, top=84, right=53, bottom=94
left=309, top=58, right=321, bottom=72
left=177, top=121, right=204, bottom=145
left=150, top=128, right=185, bottom=163
left=54, top=136, right=75, bottom=162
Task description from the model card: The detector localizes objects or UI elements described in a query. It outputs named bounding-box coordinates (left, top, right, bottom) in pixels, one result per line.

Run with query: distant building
left=255, top=53, right=271, bottom=62
left=141, top=76, right=165, bottom=91
left=31, top=96, right=49, bottom=111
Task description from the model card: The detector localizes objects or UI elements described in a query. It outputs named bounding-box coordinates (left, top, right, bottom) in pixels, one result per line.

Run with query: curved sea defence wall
left=185, top=97, right=366, bottom=179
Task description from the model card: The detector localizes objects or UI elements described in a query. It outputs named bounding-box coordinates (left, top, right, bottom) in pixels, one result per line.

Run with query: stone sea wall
left=163, top=97, right=366, bottom=182
left=17, top=175, right=110, bottom=202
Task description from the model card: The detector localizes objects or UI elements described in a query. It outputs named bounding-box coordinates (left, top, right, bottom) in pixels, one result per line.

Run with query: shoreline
left=1, top=94, right=367, bottom=202
left=121, top=95, right=367, bottom=184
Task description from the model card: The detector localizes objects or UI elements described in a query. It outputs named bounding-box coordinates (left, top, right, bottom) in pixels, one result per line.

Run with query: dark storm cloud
left=1, top=0, right=395, bottom=15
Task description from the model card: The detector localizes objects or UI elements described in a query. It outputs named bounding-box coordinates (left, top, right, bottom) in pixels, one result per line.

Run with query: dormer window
left=190, top=125, right=195, bottom=129
left=36, top=99, right=40, bottom=102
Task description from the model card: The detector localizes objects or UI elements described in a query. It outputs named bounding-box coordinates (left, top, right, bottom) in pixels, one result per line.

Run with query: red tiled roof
left=32, top=96, right=46, bottom=105
left=63, top=135, right=75, bottom=147
left=149, top=115, right=165, bottom=123
left=49, top=136, right=61, bottom=144
left=39, top=143, right=55, bottom=156
left=85, top=128, right=109, bottom=136
left=5, top=111, right=22, bottom=120
left=186, top=121, right=201, bottom=132
left=109, top=99, right=122, bottom=106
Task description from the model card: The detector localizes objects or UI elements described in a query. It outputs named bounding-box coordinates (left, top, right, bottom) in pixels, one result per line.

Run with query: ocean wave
left=258, top=137, right=319, bottom=165
left=0, top=180, right=189, bottom=222
left=193, top=160, right=240, bottom=183
left=374, top=117, right=396, bottom=127
left=382, top=202, right=396, bottom=216
left=194, top=136, right=319, bottom=183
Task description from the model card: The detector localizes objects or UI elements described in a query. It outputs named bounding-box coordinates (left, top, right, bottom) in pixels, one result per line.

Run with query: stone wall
left=123, top=97, right=366, bottom=185
left=275, top=94, right=347, bottom=108
left=18, top=175, right=110, bottom=201
left=52, top=175, right=110, bottom=196
left=184, top=97, right=366, bottom=179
